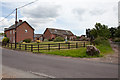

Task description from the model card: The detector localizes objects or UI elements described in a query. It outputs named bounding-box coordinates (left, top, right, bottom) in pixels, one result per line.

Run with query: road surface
left=2, top=47, right=118, bottom=78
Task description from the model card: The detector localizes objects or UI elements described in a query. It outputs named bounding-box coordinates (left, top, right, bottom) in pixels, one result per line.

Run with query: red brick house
left=4, top=20, right=34, bottom=43
left=43, top=28, right=76, bottom=40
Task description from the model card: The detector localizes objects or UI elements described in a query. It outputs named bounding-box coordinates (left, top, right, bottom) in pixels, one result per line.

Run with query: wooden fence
left=2, top=42, right=90, bottom=52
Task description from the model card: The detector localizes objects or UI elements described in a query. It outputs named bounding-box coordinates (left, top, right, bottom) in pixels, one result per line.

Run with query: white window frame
left=13, top=30, right=15, bottom=34
left=25, top=29, right=27, bottom=33
left=13, top=37, right=15, bottom=43
left=10, top=30, right=12, bottom=34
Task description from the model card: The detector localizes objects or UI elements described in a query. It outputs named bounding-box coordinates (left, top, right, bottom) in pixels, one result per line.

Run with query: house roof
left=34, top=34, right=43, bottom=38
left=4, top=21, right=34, bottom=31
left=45, top=28, right=74, bottom=36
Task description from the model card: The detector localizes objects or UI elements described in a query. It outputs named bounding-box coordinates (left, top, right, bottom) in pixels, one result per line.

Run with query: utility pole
left=15, top=8, right=17, bottom=49
left=14, top=0, right=38, bottom=49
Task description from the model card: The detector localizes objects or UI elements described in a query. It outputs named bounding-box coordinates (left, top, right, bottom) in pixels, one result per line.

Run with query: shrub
left=36, top=40, right=40, bottom=43
left=54, top=36, right=64, bottom=42
left=2, top=37, right=9, bottom=43
left=94, top=37, right=108, bottom=45
left=49, top=39, right=53, bottom=41
left=4, top=34, right=7, bottom=37
left=44, top=39, right=48, bottom=42
left=23, top=38, right=31, bottom=43
left=22, top=42, right=26, bottom=44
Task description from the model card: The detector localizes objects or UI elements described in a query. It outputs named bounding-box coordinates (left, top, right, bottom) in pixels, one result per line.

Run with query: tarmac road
left=2, top=47, right=118, bottom=78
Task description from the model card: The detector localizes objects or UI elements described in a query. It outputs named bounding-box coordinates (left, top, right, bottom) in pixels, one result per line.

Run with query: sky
left=0, top=0, right=119, bottom=36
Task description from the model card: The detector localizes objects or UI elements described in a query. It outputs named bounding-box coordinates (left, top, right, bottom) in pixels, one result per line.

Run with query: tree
left=86, top=29, right=91, bottom=38
left=54, top=36, right=64, bottom=42
left=90, top=23, right=110, bottom=39
left=109, top=27, right=117, bottom=38
left=115, top=26, right=120, bottom=37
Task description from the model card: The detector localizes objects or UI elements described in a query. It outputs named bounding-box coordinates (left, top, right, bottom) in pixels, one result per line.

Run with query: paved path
left=2, top=65, right=44, bottom=78
left=2, top=47, right=118, bottom=78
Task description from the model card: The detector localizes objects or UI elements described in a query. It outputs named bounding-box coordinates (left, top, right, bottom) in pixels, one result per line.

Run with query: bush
left=4, top=34, right=7, bottom=37
left=2, top=37, right=9, bottom=43
left=49, top=39, right=53, bottom=41
left=94, top=37, right=109, bottom=45
left=44, top=39, right=48, bottom=42
left=36, top=40, right=40, bottom=43
left=22, top=42, right=26, bottom=44
left=54, top=36, right=64, bottom=42
left=23, top=38, right=31, bottom=43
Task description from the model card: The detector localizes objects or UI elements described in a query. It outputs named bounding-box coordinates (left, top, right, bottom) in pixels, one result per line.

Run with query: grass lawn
left=3, top=40, right=114, bottom=58
left=34, top=48, right=103, bottom=58
left=96, top=44, right=114, bottom=55
left=33, top=40, right=113, bottom=58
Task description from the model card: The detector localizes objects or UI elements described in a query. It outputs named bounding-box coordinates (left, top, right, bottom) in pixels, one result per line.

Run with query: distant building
left=34, top=34, right=43, bottom=42
left=43, top=28, right=76, bottom=40
left=4, top=20, right=34, bottom=43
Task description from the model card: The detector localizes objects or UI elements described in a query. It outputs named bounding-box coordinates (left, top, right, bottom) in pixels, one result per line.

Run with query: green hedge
left=54, top=36, right=64, bottom=42
left=23, top=38, right=31, bottom=43
left=2, top=37, right=9, bottom=43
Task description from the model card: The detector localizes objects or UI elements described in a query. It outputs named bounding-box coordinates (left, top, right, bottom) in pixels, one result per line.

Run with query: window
left=10, top=30, right=12, bottom=34
left=25, top=29, right=27, bottom=33
left=55, top=30, right=57, bottom=32
left=13, top=37, right=15, bottom=43
left=13, top=30, right=15, bottom=34
left=10, top=37, right=11, bottom=41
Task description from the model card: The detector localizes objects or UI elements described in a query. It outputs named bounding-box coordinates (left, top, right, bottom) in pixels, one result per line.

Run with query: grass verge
left=33, top=40, right=113, bottom=58
left=33, top=48, right=103, bottom=58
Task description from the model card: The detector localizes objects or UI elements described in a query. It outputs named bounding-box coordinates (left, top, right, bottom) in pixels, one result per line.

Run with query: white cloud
left=0, top=17, right=14, bottom=33
left=21, top=3, right=60, bottom=18
left=0, top=0, right=119, bottom=35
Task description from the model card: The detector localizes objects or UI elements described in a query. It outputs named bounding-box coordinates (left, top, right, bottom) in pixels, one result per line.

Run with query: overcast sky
left=0, top=0, right=119, bottom=36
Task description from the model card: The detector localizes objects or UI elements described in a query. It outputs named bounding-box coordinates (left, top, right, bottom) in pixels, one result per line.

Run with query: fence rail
left=2, top=42, right=90, bottom=52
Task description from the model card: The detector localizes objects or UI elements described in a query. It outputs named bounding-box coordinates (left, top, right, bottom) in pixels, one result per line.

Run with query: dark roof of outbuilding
left=4, top=21, right=34, bottom=31
left=45, top=28, right=74, bottom=36
left=34, top=34, right=43, bottom=38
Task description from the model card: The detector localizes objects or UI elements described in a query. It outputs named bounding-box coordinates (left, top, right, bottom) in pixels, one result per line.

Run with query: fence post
left=19, top=44, right=21, bottom=50
left=31, top=44, right=33, bottom=52
left=5, top=43, right=6, bottom=47
left=7, top=43, right=9, bottom=48
left=38, top=44, right=39, bottom=52
left=25, top=44, right=27, bottom=50
left=68, top=43, right=70, bottom=49
left=48, top=44, right=50, bottom=50
left=83, top=42, right=85, bottom=47
left=76, top=42, right=78, bottom=48
left=58, top=43, right=60, bottom=50
left=11, top=43, right=12, bottom=49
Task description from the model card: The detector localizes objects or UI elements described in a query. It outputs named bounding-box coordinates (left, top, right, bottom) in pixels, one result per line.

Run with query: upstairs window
left=25, top=29, right=27, bottom=33
left=10, top=30, right=12, bottom=34
left=13, top=30, right=15, bottom=34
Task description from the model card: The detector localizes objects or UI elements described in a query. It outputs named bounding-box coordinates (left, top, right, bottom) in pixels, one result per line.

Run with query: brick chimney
left=19, top=20, right=22, bottom=23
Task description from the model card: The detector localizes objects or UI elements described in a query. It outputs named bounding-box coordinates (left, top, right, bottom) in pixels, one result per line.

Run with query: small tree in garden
left=23, top=38, right=31, bottom=43
left=90, top=23, right=110, bottom=39
left=54, top=36, right=64, bottom=42
left=2, top=37, right=9, bottom=46
left=2, top=37, right=9, bottom=43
